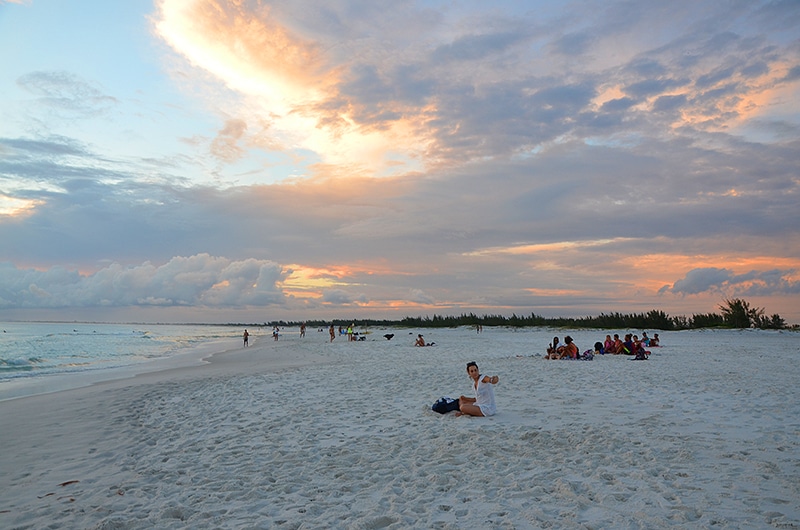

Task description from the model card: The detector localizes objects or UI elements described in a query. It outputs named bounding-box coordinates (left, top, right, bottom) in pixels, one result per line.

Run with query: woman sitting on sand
left=560, top=336, right=578, bottom=359
left=604, top=334, right=614, bottom=353
left=545, top=336, right=560, bottom=359
left=632, top=335, right=650, bottom=358
left=457, top=361, right=499, bottom=417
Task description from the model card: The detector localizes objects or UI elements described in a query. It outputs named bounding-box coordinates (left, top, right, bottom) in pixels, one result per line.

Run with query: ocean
left=0, top=322, right=247, bottom=400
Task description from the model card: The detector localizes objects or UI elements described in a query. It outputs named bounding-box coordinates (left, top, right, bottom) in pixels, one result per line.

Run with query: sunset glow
left=0, top=195, right=41, bottom=217
left=1, top=0, right=798, bottom=323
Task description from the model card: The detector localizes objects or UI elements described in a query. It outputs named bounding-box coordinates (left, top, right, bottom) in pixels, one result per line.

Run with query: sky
left=1, top=0, right=799, bottom=325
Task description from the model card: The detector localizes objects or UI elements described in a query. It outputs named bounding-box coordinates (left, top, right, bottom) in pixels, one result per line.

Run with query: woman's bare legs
left=456, top=402, right=485, bottom=417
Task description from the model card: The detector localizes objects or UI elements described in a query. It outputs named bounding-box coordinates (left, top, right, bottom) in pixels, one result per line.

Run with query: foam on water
left=0, top=322, right=246, bottom=399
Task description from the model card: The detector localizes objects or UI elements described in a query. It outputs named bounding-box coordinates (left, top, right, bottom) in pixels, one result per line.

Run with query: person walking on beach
left=329, top=324, right=335, bottom=342
left=457, top=361, right=499, bottom=417
left=300, top=322, right=306, bottom=338
left=243, top=329, right=249, bottom=347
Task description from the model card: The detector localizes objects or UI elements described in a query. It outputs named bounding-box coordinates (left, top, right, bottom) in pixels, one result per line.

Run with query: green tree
left=719, top=298, right=765, bottom=328
left=765, top=314, right=786, bottom=329
left=691, top=312, right=725, bottom=328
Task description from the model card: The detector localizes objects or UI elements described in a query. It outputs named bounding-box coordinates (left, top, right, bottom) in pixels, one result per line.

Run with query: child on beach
left=457, top=362, right=499, bottom=417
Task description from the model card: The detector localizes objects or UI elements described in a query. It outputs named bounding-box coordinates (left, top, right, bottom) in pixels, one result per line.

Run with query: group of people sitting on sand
left=544, top=335, right=594, bottom=360
left=601, top=332, right=659, bottom=355
left=545, top=332, right=659, bottom=360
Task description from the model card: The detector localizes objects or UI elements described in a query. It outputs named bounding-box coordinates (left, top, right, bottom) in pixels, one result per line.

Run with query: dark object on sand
left=432, top=397, right=460, bottom=414
left=384, top=334, right=395, bottom=340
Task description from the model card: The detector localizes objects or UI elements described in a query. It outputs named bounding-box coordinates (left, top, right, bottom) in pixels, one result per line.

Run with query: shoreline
left=0, top=336, right=232, bottom=403
left=0, top=333, right=325, bottom=403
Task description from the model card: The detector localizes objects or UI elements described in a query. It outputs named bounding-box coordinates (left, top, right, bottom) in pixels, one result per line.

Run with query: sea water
left=0, top=322, right=246, bottom=400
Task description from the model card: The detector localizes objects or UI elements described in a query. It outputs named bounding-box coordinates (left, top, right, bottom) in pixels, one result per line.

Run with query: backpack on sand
left=432, top=396, right=460, bottom=414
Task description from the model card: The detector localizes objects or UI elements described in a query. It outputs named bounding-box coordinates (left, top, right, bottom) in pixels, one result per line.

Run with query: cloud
left=0, top=135, right=91, bottom=160
left=2, top=0, right=799, bottom=323
left=409, top=289, right=435, bottom=305
left=17, top=71, right=117, bottom=119
left=660, top=267, right=800, bottom=296
left=601, top=97, right=636, bottom=112
left=659, top=267, right=733, bottom=295
left=153, top=0, right=436, bottom=178
left=322, top=289, right=367, bottom=305
left=148, top=0, right=800, bottom=181
left=0, top=255, right=286, bottom=309
left=653, top=94, right=688, bottom=112
left=431, top=29, right=531, bottom=62
left=210, top=118, right=248, bottom=162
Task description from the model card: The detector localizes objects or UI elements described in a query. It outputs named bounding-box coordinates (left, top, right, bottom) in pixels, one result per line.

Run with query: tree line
left=252, top=298, right=791, bottom=331
left=396, top=298, right=788, bottom=330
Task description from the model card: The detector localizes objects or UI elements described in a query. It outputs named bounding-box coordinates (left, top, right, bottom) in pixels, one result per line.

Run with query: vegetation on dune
left=252, top=298, right=791, bottom=331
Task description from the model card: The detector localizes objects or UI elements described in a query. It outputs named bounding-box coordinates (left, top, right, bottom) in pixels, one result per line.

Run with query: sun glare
left=0, top=195, right=42, bottom=217
left=154, top=0, right=436, bottom=180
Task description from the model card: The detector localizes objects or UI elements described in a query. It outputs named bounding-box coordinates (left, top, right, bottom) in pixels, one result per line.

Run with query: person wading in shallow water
left=456, top=361, right=499, bottom=417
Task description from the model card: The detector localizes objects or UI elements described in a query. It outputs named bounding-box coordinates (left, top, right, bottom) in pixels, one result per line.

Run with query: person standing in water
left=457, top=361, right=499, bottom=417
left=243, top=329, right=249, bottom=347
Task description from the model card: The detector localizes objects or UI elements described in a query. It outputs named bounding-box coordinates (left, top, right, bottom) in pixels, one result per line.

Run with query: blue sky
left=1, top=0, right=799, bottom=324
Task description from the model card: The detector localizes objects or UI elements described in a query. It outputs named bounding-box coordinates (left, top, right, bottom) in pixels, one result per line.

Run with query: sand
left=1, top=327, right=799, bottom=529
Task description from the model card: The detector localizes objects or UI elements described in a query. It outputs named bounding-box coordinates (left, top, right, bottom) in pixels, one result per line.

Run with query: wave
left=0, top=357, right=44, bottom=372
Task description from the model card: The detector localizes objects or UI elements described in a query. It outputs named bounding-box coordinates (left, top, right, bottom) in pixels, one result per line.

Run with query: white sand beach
left=1, top=327, right=799, bottom=529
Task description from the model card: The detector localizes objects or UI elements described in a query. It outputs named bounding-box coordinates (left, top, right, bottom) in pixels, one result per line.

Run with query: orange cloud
left=461, top=236, right=800, bottom=302
left=0, top=194, right=42, bottom=218
left=524, top=287, right=586, bottom=296
left=280, top=265, right=352, bottom=291
left=675, top=61, right=800, bottom=132
left=154, top=0, right=436, bottom=179
left=463, top=239, right=633, bottom=257
left=156, top=0, right=329, bottom=99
